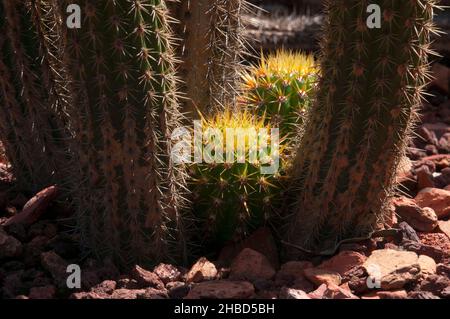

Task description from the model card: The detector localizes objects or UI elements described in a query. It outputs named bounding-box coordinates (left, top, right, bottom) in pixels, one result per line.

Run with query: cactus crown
left=241, top=50, right=318, bottom=140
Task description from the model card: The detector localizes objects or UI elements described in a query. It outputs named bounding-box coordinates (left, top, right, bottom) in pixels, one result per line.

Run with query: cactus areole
left=285, top=0, right=438, bottom=256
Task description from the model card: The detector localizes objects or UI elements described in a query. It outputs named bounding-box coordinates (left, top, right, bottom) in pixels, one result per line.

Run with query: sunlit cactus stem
left=62, top=0, right=188, bottom=267
left=285, top=0, right=439, bottom=256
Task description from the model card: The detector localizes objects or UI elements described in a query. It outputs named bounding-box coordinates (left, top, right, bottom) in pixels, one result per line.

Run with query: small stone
left=438, top=220, right=450, bottom=239
left=416, top=165, right=435, bottom=190
left=28, top=285, right=56, bottom=299
left=415, top=187, right=450, bottom=219
left=185, top=257, right=218, bottom=283
left=70, top=291, right=107, bottom=299
left=153, top=263, right=181, bottom=284
left=303, top=268, right=342, bottom=286
left=137, top=288, right=168, bottom=299
left=317, top=251, right=367, bottom=276
left=185, top=280, right=255, bottom=299
left=279, top=287, right=311, bottom=299
left=91, top=280, right=117, bottom=295
left=418, top=255, right=437, bottom=276
left=130, top=265, right=164, bottom=290
left=0, top=227, right=22, bottom=259
left=110, top=289, right=146, bottom=299
left=376, top=290, right=408, bottom=299
left=363, top=249, right=421, bottom=290
left=398, top=221, right=420, bottom=242
left=229, top=248, right=276, bottom=281
left=308, top=284, right=328, bottom=299
left=408, top=291, right=440, bottom=299
left=419, top=274, right=450, bottom=296
left=5, top=186, right=58, bottom=226
left=436, top=263, right=450, bottom=277
left=394, top=197, right=438, bottom=232
left=322, top=283, right=359, bottom=299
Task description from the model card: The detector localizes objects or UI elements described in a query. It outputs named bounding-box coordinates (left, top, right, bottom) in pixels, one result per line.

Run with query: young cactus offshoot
left=189, top=110, right=287, bottom=246
left=241, top=50, right=318, bottom=141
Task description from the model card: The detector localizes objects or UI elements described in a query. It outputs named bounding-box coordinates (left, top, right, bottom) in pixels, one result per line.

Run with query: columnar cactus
left=0, top=0, right=70, bottom=192
left=167, top=0, right=250, bottom=116
left=62, top=0, right=188, bottom=266
left=189, top=110, right=286, bottom=246
left=241, top=50, right=318, bottom=141
left=285, top=0, right=438, bottom=254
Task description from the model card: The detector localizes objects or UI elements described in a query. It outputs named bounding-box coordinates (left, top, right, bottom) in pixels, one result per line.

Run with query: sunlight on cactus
left=189, top=110, right=288, bottom=246
left=241, top=50, right=318, bottom=140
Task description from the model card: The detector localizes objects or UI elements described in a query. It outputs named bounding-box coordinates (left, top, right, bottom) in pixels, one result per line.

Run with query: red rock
left=136, top=288, right=168, bottom=299
left=279, top=287, right=311, bottom=299
left=28, top=285, right=56, bottom=299
left=70, top=291, right=107, bottom=299
left=308, top=284, right=328, bottom=299
left=418, top=255, right=437, bottom=276
left=217, top=227, right=279, bottom=268
left=393, top=197, right=438, bottom=232
left=131, top=265, right=164, bottom=289
left=5, top=186, right=58, bottom=226
left=317, top=251, right=366, bottom=276
left=40, top=251, right=68, bottom=285
left=91, top=280, right=117, bottom=295
left=416, top=165, right=435, bottom=190
left=153, top=263, right=181, bottom=284
left=322, top=283, right=359, bottom=299
left=408, top=291, right=440, bottom=299
left=419, top=274, right=450, bottom=296
left=304, top=268, right=342, bottom=286
left=363, top=249, right=421, bottom=290
left=185, top=257, right=218, bottom=283
left=377, top=290, right=408, bottom=299
left=415, top=187, right=450, bottom=219
left=438, top=220, right=450, bottom=239
left=110, top=289, right=146, bottom=299
left=0, top=227, right=22, bottom=259
left=229, top=248, right=276, bottom=281
left=275, top=261, right=313, bottom=284
left=185, top=280, right=255, bottom=299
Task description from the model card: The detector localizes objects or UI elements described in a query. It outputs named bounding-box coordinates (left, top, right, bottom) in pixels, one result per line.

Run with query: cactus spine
left=285, top=0, right=438, bottom=254
left=241, top=50, right=318, bottom=141
left=189, top=110, right=287, bottom=245
left=62, top=0, right=188, bottom=266
left=167, top=0, right=249, bottom=117
left=0, top=0, right=70, bottom=192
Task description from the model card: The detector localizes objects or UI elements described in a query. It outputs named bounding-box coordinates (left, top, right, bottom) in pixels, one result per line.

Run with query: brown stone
left=131, top=265, right=164, bottom=289
left=438, top=220, right=450, bottom=239
left=415, top=188, right=450, bottom=219
left=185, top=280, right=255, bottom=299
left=275, top=261, right=313, bottom=284
left=303, top=268, right=342, bottom=286
left=318, top=251, right=366, bottom=276
left=5, top=186, right=58, bottom=226
left=153, top=263, right=181, bottom=284
left=229, top=248, right=276, bottom=281
left=279, top=287, right=311, bottom=299
left=185, top=257, right=218, bottom=283
left=393, top=197, right=438, bottom=232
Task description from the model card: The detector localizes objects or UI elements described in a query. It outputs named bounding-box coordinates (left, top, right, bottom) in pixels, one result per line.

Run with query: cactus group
left=285, top=0, right=438, bottom=255
left=189, top=110, right=287, bottom=245
left=61, top=0, right=188, bottom=266
left=168, top=0, right=250, bottom=116
left=0, top=0, right=70, bottom=192
left=241, top=50, right=318, bottom=141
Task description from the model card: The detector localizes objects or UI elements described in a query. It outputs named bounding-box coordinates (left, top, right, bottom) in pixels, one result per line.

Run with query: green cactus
left=167, top=0, right=250, bottom=117
left=284, top=0, right=438, bottom=255
left=61, top=0, right=188, bottom=266
left=189, top=110, right=287, bottom=246
left=241, top=50, right=318, bottom=141
left=0, top=0, right=71, bottom=192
